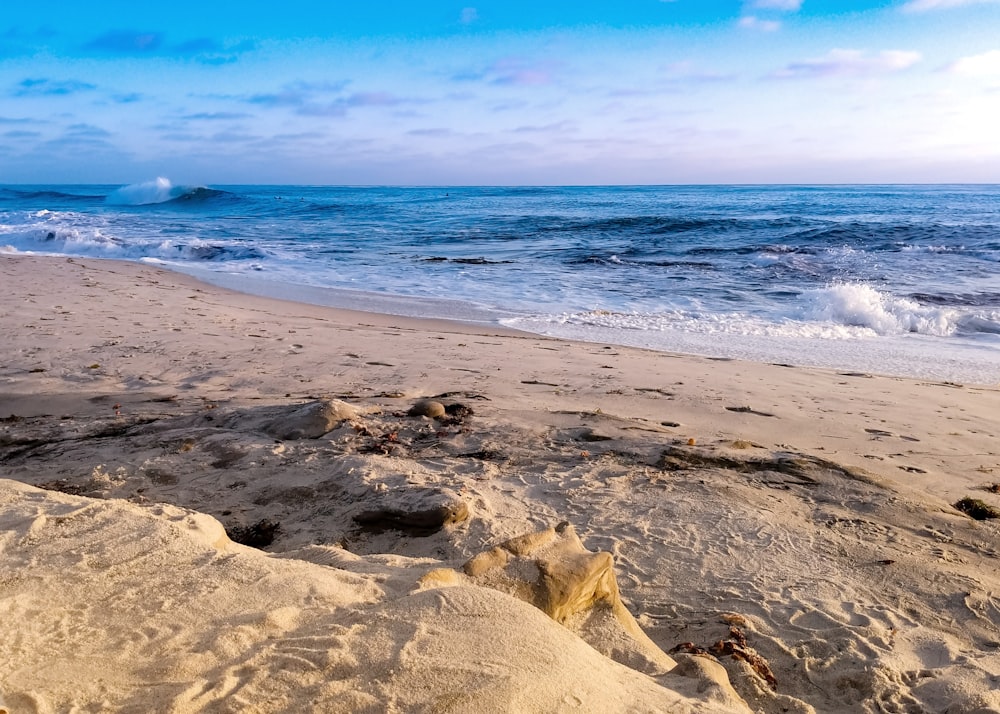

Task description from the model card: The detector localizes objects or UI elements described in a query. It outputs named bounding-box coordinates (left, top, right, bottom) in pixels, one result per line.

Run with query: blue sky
left=1, top=0, right=999, bottom=184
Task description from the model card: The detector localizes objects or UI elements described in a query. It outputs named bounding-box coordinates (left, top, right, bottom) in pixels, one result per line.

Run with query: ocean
left=2, top=179, right=999, bottom=385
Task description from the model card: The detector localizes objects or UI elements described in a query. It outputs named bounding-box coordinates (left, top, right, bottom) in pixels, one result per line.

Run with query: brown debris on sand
left=657, top=445, right=877, bottom=486
left=353, top=486, right=470, bottom=535
left=671, top=626, right=778, bottom=693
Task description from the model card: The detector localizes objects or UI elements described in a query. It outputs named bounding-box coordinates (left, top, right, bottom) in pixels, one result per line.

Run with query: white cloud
left=774, top=49, right=922, bottom=78
left=946, top=49, right=1000, bottom=75
left=750, top=0, right=803, bottom=9
left=902, top=0, right=1000, bottom=11
left=739, top=15, right=782, bottom=31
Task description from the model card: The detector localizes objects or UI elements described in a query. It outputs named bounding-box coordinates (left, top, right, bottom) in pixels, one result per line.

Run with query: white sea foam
left=503, top=283, right=973, bottom=344
left=900, top=244, right=963, bottom=253
left=0, top=212, right=261, bottom=263
left=511, top=309, right=872, bottom=340
left=1, top=213, right=114, bottom=252
left=800, top=283, right=958, bottom=336
left=502, top=314, right=1000, bottom=385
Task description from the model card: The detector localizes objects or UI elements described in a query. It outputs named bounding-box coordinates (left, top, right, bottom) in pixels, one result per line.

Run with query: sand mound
left=0, top=479, right=750, bottom=713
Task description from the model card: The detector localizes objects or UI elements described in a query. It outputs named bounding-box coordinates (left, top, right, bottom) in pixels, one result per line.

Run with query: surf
left=105, top=178, right=232, bottom=206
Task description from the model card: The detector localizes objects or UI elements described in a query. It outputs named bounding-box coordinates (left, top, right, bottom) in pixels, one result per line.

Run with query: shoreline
left=3, top=253, right=1000, bottom=713
left=141, top=256, right=1000, bottom=387
left=5, top=182, right=1000, bottom=387
left=3, top=251, right=1000, bottom=505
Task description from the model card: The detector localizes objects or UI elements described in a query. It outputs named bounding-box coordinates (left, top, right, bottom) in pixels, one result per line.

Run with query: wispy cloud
left=83, top=30, right=164, bottom=53
left=749, top=0, right=802, bottom=9
left=66, top=123, right=110, bottom=138
left=208, top=130, right=260, bottom=143
left=272, top=131, right=326, bottom=141
left=37, top=129, right=123, bottom=155
left=182, top=111, right=254, bottom=120
left=493, top=59, right=554, bottom=85
left=945, top=49, right=1000, bottom=75
left=18, top=124, right=122, bottom=164
left=739, top=0, right=799, bottom=32
left=13, top=78, right=98, bottom=96
left=902, top=0, right=1000, bottom=11
left=408, top=128, right=457, bottom=138
left=344, top=92, right=402, bottom=107
left=297, top=92, right=407, bottom=117
left=460, top=7, right=479, bottom=24
left=512, top=121, right=577, bottom=134
left=81, top=30, right=255, bottom=63
left=247, top=89, right=310, bottom=108
left=739, top=16, right=782, bottom=31
left=186, top=39, right=257, bottom=65
left=455, top=58, right=557, bottom=86
left=772, top=49, right=922, bottom=78
left=246, top=80, right=350, bottom=108
left=245, top=82, right=413, bottom=117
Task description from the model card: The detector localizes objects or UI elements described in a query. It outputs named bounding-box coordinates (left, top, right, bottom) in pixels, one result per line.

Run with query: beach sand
left=1, top=253, right=999, bottom=713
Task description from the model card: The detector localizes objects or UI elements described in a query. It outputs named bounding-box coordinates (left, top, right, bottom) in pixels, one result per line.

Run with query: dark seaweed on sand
left=226, top=519, right=281, bottom=548
left=954, top=497, right=1000, bottom=520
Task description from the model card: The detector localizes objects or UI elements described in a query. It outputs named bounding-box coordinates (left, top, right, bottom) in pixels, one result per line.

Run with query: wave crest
left=802, top=283, right=957, bottom=336
left=105, top=178, right=229, bottom=206
left=508, top=283, right=983, bottom=341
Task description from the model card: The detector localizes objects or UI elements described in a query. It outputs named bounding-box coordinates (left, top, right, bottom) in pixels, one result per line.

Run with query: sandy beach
left=2, top=253, right=999, bottom=713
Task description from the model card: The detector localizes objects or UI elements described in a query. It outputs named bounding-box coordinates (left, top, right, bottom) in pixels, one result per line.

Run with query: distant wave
left=567, top=254, right=716, bottom=269
left=909, top=291, right=1000, bottom=307
left=419, top=256, right=513, bottom=265
left=789, top=222, right=999, bottom=249
left=537, top=215, right=810, bottom=236
left=105, top=177, right=234, bottom=207
left=0, top=188, right=104, bottom=202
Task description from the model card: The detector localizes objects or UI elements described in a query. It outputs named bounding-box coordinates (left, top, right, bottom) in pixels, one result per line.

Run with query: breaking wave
left=801, top=283, right=958, bottom=336
left=105, top=178, right=232, bottom=206
left=509, top=283, right=1000, bottom=341
left=0, top=211, right=265, bottom=263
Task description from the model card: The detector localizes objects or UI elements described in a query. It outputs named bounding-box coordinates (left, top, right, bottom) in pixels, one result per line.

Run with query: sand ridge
left=2, top=254, right=1000, bottom=712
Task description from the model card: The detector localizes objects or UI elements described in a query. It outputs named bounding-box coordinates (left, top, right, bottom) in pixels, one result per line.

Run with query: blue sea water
left=2, top=178, right=999, bottom=384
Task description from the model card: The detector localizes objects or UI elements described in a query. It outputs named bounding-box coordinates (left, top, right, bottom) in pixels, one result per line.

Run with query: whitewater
left=2, top=178, right=999, bottom=384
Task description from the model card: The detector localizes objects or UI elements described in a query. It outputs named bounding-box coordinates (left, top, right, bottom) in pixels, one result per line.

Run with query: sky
left=1, top=0, right=999, bottom=185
